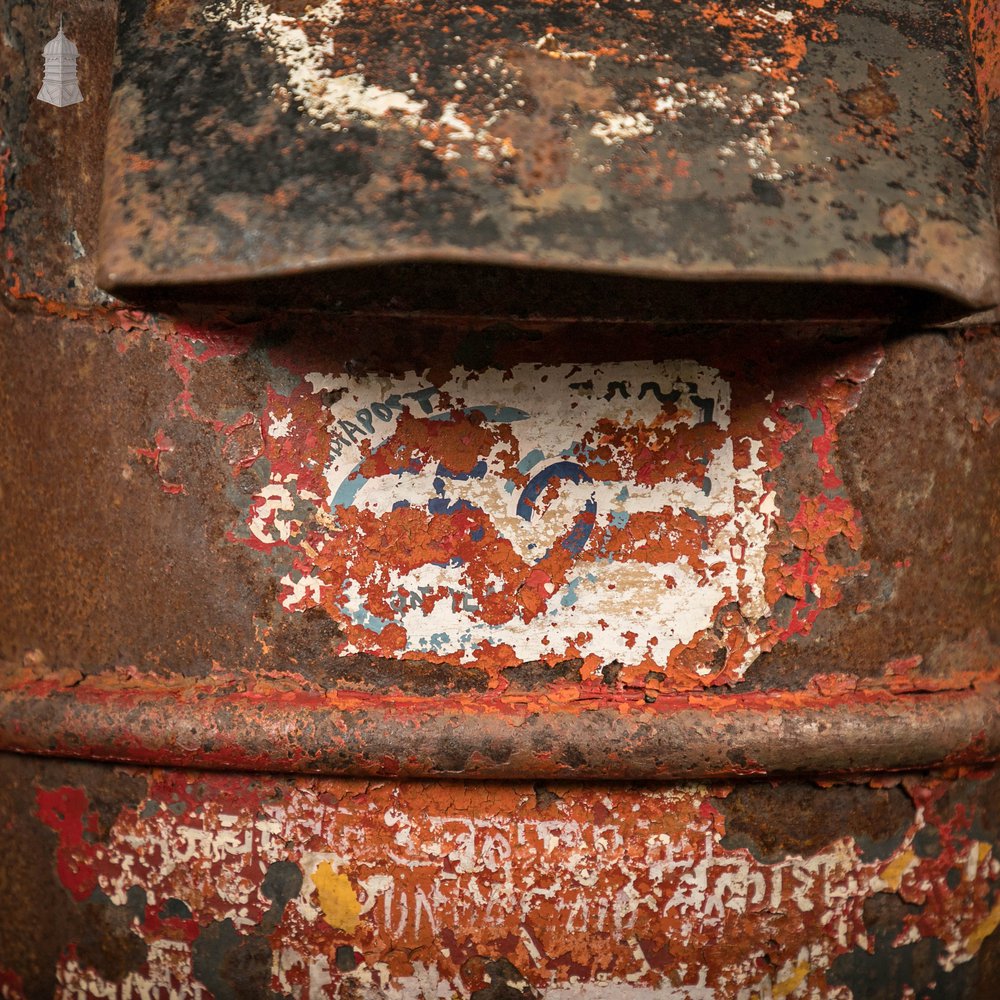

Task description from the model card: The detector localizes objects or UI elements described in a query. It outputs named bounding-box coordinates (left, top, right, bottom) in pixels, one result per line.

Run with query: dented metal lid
left=98, top=0, right=1000, bottom=312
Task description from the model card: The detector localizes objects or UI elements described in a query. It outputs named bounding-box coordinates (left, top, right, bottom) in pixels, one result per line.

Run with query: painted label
left=249, top=362, right=774, bottom=675
left=26, top=773, right=1000, bottom=1000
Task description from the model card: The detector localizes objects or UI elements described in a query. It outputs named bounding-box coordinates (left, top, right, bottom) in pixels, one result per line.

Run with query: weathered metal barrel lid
left=97, top=0, right=1000, bottom=317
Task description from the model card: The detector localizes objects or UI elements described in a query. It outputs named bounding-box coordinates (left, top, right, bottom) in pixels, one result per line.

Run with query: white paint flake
left=205, top=1, right=425, bottom=128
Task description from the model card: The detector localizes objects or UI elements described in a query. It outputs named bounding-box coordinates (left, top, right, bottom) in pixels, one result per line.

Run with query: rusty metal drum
left=1, top=0, right=998, bottom=997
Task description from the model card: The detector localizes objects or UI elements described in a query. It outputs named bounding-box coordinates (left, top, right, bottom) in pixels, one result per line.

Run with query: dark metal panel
left=97, top=0, right=1000, bottom=312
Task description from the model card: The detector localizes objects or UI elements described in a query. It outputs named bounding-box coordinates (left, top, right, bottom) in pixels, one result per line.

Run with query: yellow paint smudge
left=880, top=849, right=916, bottom=891
left=773, top=960, right=810, bottom=998
left=312, top=861, right=361, bottom=932
left=966, top=900, right=1000, bottom=955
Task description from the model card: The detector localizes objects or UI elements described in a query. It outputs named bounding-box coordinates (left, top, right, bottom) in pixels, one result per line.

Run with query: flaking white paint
left=253, top=361, right=775, bottom=670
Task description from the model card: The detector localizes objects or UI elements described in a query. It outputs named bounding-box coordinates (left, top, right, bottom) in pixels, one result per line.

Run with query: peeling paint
left=200, top=345, right=878, bottom=692
left=312, top=862, right=361, bottom=933
left=242, top=360, right=780, bottom=681
left=1, top=2, right=999, bottom=996
left=7, top=768, right=995, bottom=998
left=203, top=0, right=830, bottom=178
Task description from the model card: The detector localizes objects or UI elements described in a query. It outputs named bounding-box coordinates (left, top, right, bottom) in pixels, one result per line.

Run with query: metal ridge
left=2, top=670, right=997, bottom=779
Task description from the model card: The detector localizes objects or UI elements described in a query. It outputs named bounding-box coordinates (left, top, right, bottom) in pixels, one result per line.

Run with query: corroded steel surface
left=1, top=754, right=999, bottom=998
left=1, top=309, right=998, bottom=776
left=0, top=0, right=119, bottom=311
left=97, top=0, right=1000, bottom=311
left=1, top=1, right=999, bottom=993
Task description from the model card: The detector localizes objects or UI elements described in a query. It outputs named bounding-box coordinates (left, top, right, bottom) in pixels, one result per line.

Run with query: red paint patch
left=34, top=786, right=100, bottom=901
